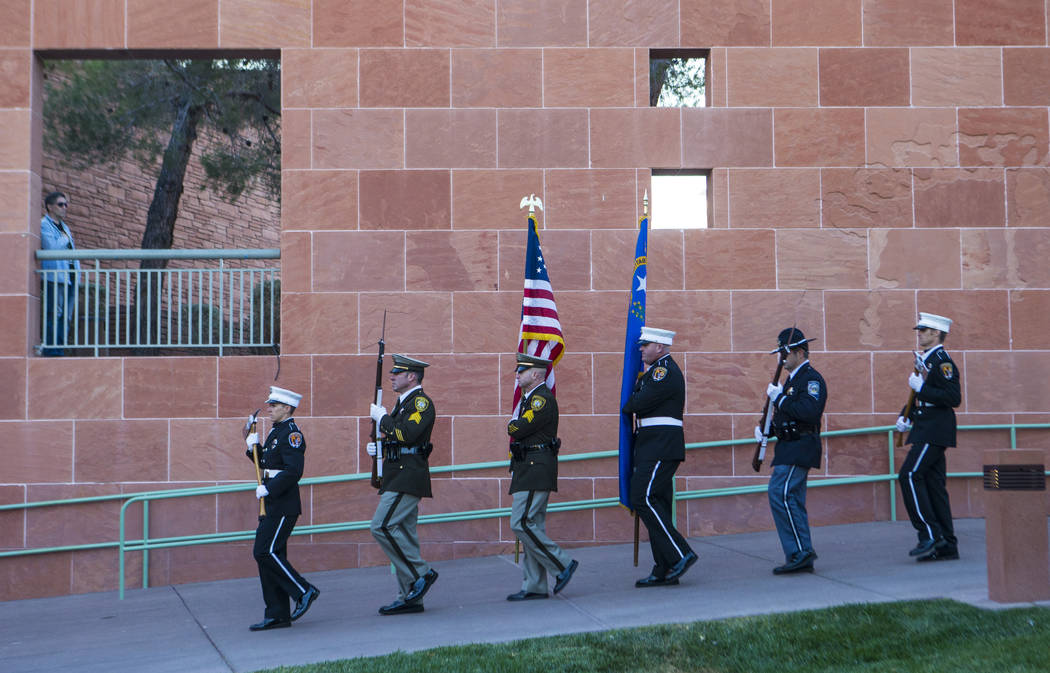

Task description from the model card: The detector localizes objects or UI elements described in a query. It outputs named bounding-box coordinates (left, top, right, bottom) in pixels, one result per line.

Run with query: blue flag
left=618, top=212, right=648, bottom=508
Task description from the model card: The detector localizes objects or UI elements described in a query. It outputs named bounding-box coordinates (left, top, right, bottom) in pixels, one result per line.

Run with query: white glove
left=766, top=382, right=783, bottom=401
left=908, top=372, right=924, bottom=392
left=245, top=432, right=259, bottom=448
left=255, top=485, right=268, bottom=499
left=754, top=425, right=765, bottom=443
left=366, top=441, right=378, bottom=457
left=895, top=416, right=912, bottom=433
left=369, top=403, right=388, bottom=423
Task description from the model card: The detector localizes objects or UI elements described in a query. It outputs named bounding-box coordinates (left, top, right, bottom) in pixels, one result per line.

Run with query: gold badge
left=531, top=396, right=546, bottom=411
left=414, top=397, right=429, bottom=412
left=940, top=363, right=954, bottom=380
left=652, top=366, right=668, bottom=381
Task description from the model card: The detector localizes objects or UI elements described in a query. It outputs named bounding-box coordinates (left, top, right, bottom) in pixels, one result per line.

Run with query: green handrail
left=1, top=422, right=1047, bottom=600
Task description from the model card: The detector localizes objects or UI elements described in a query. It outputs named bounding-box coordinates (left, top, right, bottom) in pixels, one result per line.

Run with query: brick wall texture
left=1, top=0, right=1049, bottom=600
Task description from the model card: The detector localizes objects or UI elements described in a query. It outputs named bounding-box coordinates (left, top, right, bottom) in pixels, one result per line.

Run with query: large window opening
left=38, top=53, right=281, bottom=356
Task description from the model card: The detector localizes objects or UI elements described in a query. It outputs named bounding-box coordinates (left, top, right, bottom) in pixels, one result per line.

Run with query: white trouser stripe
left=782, top=465, right=802, bottom=551
left=645, top=461, right=684, bottom=560
left=907, top=443, right=935, bottom=539
left=269, top=516, right=306, bottom=594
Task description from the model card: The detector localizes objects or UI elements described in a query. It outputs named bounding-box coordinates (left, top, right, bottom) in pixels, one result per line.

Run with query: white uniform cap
left=266, top=386, right=302, bottom=408
left=638, top=326, right=675, bottom=346
left=914, top=312, right=952, bottom=334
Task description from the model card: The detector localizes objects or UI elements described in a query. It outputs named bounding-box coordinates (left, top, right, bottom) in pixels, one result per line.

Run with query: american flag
left=513, top=209, right=565, bottom=411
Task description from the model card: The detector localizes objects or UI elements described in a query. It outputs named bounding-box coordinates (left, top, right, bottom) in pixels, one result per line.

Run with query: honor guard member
left=244, top=386, right=320, bottom=631
left=622, top=327, right=698, bottom=588
left=505, top=353, right=579, bottom=601
left=896, top=313, right=961, bottom=562
left=758, top=328, right=827, bottom=575
left=368, top=355, right=439, bottom=615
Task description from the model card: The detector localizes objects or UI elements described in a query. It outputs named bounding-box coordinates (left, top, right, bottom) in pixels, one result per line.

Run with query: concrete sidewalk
left=2, top=519, right=1047, bottom=673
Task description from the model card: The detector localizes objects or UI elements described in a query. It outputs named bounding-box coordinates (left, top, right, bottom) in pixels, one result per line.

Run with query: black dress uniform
left=506, top=356, right=577, bottom=599
left=767, top=357, right=827, bottom=572
left=622, top=348, right=696, bottom=586
left=370, top=355, right=439, bottom=614
left=248, top=393, right=319, bottom=629
left=899, top=343, right=961, bottom=559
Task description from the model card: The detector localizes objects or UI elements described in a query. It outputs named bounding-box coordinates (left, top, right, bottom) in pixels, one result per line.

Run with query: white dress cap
left=638, top=326, right=675, bottom=346
left=914, top=312, right=952, bottom=333
left=266, top=386, right=303, bottom=407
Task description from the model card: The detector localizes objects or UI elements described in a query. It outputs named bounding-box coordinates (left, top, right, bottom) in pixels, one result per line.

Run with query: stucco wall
left=1, top=0, right=1049, bottom=600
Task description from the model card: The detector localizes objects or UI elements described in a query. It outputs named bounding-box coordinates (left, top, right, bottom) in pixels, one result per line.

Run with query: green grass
left=259, top=599, right=1049, bottom=673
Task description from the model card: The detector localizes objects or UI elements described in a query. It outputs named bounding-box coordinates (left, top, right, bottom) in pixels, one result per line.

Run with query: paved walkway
left=2, top=519, right=1048, bottom=673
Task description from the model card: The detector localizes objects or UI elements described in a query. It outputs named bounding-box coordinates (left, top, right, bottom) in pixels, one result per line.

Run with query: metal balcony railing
left=35, top=248, right=280, bottom=356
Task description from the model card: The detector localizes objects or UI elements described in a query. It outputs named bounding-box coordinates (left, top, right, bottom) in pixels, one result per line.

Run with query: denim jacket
left=40, top=215, right=81, bottom=285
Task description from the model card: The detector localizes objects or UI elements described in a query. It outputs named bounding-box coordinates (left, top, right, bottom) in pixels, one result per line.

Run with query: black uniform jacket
left=508, top=383, right=559, bottom=494
left=621, top=353, right=686, bottom=462
left=249, top=418, right=305, bottom=517
left=379, top=386, right=436, bottom=498
left=902, top=345, right=961, bottom=448
left=770, top=361, right=827, bottom=469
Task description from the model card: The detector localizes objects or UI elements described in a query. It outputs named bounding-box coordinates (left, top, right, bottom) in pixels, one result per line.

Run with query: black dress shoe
left=909, top=538, right=946, bottom=557
left=506, top=590, right=549, bottom=601
left=773, top=550, right=817, bottom=575
left=635, top=574, right=680, bottom=588
left=917, top=548, right=960, bottom=562
left=666, top=551, right=698, bottom=581
left=378, top=599, right=425, bottom=615
left=405, top=568, right=438, bottom=604
left=291, top=585, right=320, bottom=621
left=249, top=617, right=291, bottom=631
left=553, top=559, right=579, bottom=594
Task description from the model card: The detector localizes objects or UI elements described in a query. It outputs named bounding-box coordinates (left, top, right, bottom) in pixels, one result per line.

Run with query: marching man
left=245, top=386, right=320, bottom=631
left=368, top=355, right=440, bottom=614
left=896, top=312, right=961, bottom=562
left=505, top=353, right=578, bottom=601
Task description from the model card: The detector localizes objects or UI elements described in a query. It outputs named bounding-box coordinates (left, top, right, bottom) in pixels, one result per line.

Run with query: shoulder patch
left=651, top=366, right=668, bottom=381
left=414, top=397, right=429, bottom=412
left=940, top=363, right=954, bottom=380
left=288, top=432, right=303, bottom=449
left=530, top=396, right=546, bottom=411
left=807, top=380, right=820, bottom=399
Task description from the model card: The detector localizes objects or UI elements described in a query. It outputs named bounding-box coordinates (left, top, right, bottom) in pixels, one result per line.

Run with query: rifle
left=370, top=311, right=387, bottom=490
left=752, top=355, right=786, bottom=472
left=243, top=409, right=265, bottom=516
left=895, top=351, right=928, bottom=448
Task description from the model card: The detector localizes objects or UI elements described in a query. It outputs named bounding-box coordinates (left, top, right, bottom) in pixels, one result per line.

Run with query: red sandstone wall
left=2, top=0, right=1050, bottom=601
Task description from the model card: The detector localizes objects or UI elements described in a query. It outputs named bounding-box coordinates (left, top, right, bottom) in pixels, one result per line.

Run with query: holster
left=509, top=441, right=525, bottom=462
left=383, top=443, right=400, bottom=462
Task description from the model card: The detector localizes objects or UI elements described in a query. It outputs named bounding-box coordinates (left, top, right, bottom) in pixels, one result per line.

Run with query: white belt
left=263, top=469, right=282, bottom=478
left=638, top=417, right=683, bottom=428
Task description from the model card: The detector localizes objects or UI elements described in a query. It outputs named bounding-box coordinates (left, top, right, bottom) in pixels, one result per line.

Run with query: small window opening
left=650, top=169, right=709, bottom=230
left=650, top=49, right=708, bottom=108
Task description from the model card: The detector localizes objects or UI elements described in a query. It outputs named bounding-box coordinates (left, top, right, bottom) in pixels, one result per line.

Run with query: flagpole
left=632, top=191, right=648, bottom=567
